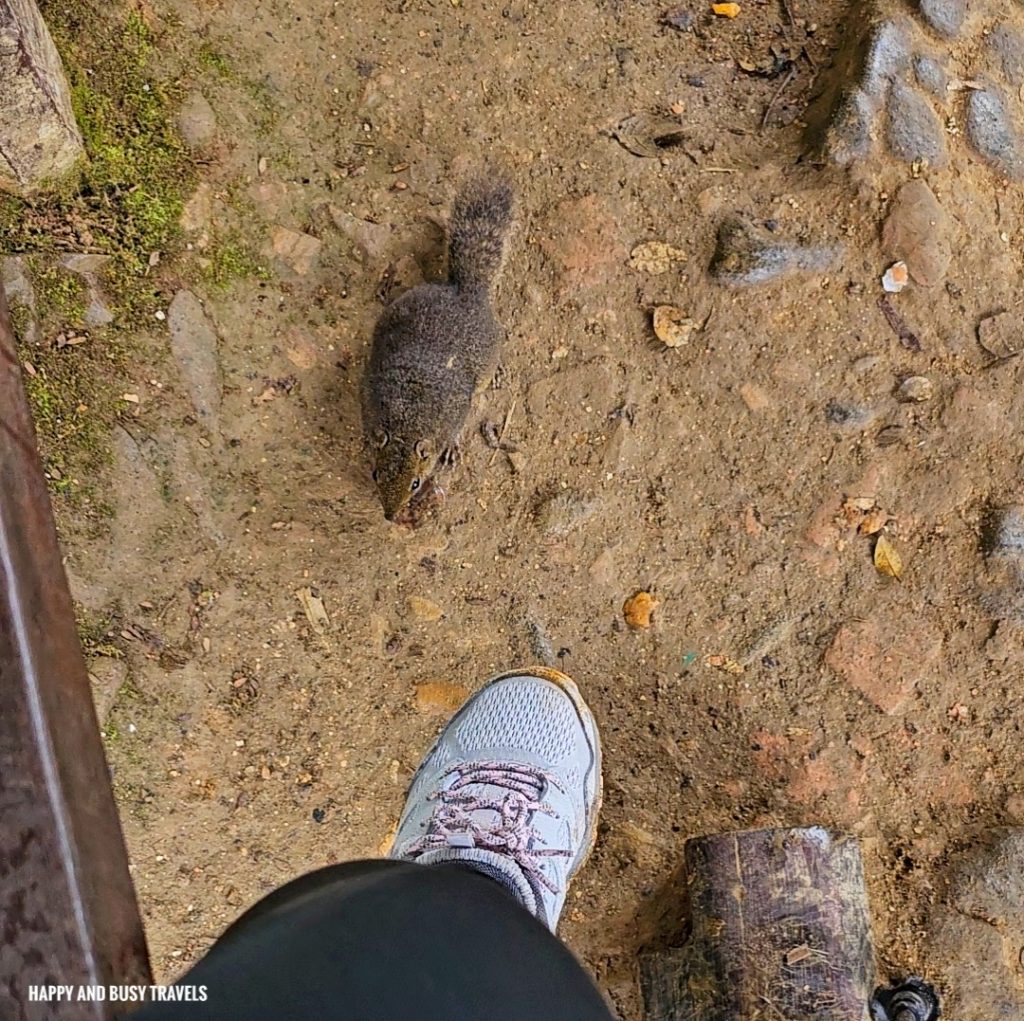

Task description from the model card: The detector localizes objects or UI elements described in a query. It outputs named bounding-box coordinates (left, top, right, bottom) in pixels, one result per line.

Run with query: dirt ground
left=12, top=0, right=1024, bottom=1016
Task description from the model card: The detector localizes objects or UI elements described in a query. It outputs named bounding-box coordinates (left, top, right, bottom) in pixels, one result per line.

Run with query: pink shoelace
left=405, top=761, right=570, bottom=894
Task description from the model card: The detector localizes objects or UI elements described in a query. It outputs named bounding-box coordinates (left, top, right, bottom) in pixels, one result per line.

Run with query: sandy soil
left=40, top=0, right=1024, bottom=1015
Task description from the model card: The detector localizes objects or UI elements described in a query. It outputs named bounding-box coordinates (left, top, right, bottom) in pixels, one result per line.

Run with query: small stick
left=762, top=65, right=797, bottom=131
left=488, top=397, right=517, bottom=466
left=877, top=295, right=922, bottom=351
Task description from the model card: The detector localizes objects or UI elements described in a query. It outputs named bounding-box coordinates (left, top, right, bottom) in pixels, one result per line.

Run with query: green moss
left=202, top=236, right=270, bottom=290
left=9, top=303, right=32, bottom=341
left=0, top=3, right=193, bottom=287
left=0, top=3, right=193, bottom=526
left=197, top=43, right=234, bottom=78
left=242, top=77, right=281, bottom=136
left=31, top=262, right=88, bottom=328
left=0, top=4, right=275, bottom=533
left=76, top=606, right=120, bottom=654
left=17, top=316, right=122, bottom=519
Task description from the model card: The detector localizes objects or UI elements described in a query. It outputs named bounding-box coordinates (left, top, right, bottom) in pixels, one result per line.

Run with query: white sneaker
left=388, top=667, right=603, bottom=931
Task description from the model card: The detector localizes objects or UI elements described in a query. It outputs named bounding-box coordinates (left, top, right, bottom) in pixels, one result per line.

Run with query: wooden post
left=0, top=280, right=151, bottom=1016
left=641, top=827, right=876, bottom=1021
left=0, top=0, right=83, bottom=190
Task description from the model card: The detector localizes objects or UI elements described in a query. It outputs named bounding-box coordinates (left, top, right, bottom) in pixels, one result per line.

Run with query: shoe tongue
left=455, top=780, right=515, bottom=829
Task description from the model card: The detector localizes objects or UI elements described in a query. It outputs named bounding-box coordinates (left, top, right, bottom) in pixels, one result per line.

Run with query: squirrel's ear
left=415, top=439, right=434, bottom=460
left=373, top=428, right=390, bottom=449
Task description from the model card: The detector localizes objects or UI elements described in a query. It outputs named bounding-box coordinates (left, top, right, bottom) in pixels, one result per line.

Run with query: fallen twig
left=761, top=65, right=797, bottom=131
left=877, top=295, right=922, bottom=352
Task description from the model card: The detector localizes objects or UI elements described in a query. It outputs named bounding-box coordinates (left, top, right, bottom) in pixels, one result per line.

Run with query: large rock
left=0, top=0, right=83, bottom=190
left=979, top=505, right=1024, bottom=624
left=928, top=830, right=1024, bottom=1020
left=803, top=0, right=1024, bottom=178
left=709, top=215, right=841, bottom=287
left=167, top=290, right=222, bottom=434
left=966, top=87, right=1024, bottom=182
left=881, top=180, right=951, bottom=286
left=176, top=91, right=216, bottom=151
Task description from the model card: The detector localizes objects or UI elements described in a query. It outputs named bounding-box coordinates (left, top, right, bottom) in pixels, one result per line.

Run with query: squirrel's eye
left=371, top=469, right=379, bottom=482
left=410, top=477, right=421, bottom=493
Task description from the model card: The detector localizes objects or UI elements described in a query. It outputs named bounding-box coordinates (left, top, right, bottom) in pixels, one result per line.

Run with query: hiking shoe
left=388, top=667, right=602, bottom=931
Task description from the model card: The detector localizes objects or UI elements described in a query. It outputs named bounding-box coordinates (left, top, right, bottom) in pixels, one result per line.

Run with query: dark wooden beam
left=0, top=280, right=151, bottom=1018
left=641, top=827, right=876, bottom=1021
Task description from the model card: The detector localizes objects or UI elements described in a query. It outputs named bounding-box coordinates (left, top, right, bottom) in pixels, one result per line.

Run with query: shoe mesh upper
left=453, top=679, right=577, bottom=762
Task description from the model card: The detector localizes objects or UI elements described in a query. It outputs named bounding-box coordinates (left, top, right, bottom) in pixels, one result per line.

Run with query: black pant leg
left=134, top=860, right=614, bottom=1021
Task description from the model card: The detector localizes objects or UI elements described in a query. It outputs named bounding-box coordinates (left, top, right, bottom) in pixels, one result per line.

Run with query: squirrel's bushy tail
left=448, top=174, right=514, bottom=293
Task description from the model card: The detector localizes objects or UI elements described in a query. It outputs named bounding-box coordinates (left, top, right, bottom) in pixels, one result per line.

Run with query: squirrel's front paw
left=439, top=443, right=462, bottom=468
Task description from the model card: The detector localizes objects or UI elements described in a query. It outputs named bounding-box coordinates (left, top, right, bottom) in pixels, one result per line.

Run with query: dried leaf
left=859, top=508, right=889, bottom=535
left=612, top=114, right=687, bottom=158
left=407, top=595, right=444, bottom=622
left=629, top=241, right=687, bottom=274
left=296, top=587, right=331, bottom=633
left=873, top=534, right=903, bottom=579
left=706, top=653, right=745, bottom=674
left=977, top=311, right=1022, bottom=361
left=652, top=305, right=695, bottom=347
left=414, top=680, right=470, bottom=714
left=845, top=496, right=876, bottom=512
left=947, top=702, right=969, bottom=723
left=712, top=2, right=741, bottom=16
left=623, top=591, right=658, bottom=629
left=253, top=375, right=298, bottom=405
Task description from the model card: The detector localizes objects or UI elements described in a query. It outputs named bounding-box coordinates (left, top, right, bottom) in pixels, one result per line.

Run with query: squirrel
left=362, top=174, right=515, bottom=521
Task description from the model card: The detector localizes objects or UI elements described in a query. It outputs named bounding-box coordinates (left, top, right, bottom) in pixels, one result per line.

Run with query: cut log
left=0, top=0, right=83, bottom=191
left=641, top=827, right=876, bottom=1021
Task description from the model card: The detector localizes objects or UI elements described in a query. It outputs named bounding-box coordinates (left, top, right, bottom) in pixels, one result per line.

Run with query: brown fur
left=362, top=175, right=514, bottom=520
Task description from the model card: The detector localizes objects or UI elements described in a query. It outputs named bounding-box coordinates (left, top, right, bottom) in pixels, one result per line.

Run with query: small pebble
left=851, top=355, right=881, bottom=376
left=154, top=309, right=166, bottom=321
left=898, top=376, right=933, bottom=402
left=662, top=6, right=694, bottom=30
left=826, top=400, right=876, bottom=430
left=882, top=261, right=909, bottom=293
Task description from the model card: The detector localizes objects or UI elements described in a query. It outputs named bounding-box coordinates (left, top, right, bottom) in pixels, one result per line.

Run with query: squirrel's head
left=370, top=430, right=439, bottom=521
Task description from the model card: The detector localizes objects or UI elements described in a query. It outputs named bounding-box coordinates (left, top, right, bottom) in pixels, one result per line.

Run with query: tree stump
left=0, top=0, right=83, bottom=191
left=641, top=827, right=877, bottom=1021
